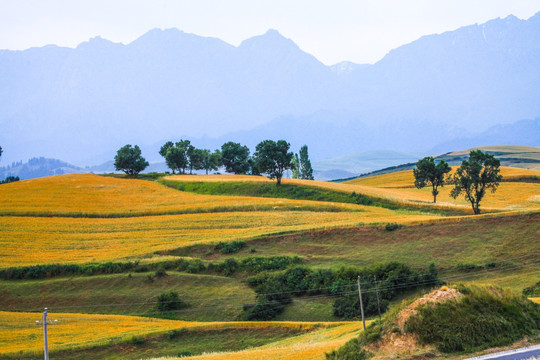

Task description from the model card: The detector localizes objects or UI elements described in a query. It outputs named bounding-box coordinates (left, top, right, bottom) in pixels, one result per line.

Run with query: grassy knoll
left=0, top=272, right=255, bottom=321
left=162, top=175, right=471, bottom=215
left=167, top=212, right=540, bottom=292
left=0, top=310, right=332, bottom=359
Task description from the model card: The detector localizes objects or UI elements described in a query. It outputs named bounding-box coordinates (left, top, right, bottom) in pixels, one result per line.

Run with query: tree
left=159, top=141, right=174, bottom=158
left=253, top=140, right=293, bottom=185
left=159, top=140, right=191, bottom=174
left=450, top=149, right=502, bottom=215
left=187, top=146, right=204, bottom=174
left=165, top=147, right=187, bottom=174
left=413, top=157, right=451, bottom=203
left=114, top=144, right=149, bottom=176
left=0, top=146, right=2, bottom=162
left=221, top=141, right=250, bottom=174
left=299, top=145, right=314, bottom=180
left=291, top=153, right=300, bottom=179
left=201, top=149, right=221, bottom=174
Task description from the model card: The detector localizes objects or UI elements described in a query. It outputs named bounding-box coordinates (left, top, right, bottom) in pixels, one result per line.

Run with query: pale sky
left=1, top=0, right=540, bottom=64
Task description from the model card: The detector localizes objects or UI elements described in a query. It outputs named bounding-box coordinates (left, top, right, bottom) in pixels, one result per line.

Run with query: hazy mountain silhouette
left=1, top=13, right=539, bottom=164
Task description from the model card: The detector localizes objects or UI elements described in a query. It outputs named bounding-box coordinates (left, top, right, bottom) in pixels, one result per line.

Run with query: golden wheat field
left=0, top=174, right=364, bottom=217
left=345, top=167, right=540, bottom=211
left=0, top=209, right=442, bottom=267
left=154, top=321, right=365, bottom=360
left=0, top=311, right=343, bottom=355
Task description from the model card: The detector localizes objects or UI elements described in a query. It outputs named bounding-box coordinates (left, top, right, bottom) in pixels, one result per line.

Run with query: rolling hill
left=0, top=169, right=538, bottom=359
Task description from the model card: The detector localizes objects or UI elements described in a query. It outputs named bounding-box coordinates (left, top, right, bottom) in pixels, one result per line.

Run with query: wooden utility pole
left=357, top=276, right=366, bottom=331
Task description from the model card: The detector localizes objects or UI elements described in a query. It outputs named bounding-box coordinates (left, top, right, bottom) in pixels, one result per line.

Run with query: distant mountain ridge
left=1, top=13, right=539, bottom=164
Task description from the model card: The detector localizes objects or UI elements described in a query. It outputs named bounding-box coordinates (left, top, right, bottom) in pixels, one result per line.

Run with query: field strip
left=153, top=321, right=366, bottom=360
left=0, top=174, right=370, bottom=217
left=0, top=210, right=443, bottom=268
left=0, top=310, right=350, bottom=355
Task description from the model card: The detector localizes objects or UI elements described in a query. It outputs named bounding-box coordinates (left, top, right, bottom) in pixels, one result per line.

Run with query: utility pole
left=35, top=308, right=57, bottom=360
left=357, top=276, right=366, bottom=331
left=374, top=276, right=382, bottom=327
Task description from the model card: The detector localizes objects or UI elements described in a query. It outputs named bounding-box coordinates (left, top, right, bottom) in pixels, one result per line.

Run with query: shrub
left=155, top=266, right=167, bottom=277
left=405, top=284, right=540, bottom=353
left=156, top=291, right=188, bottom=313
left=384, top=223, right=403, bottom=231
left=129, top=335, right=146, bottom=345
left=214, top=240, right=246, bottom=254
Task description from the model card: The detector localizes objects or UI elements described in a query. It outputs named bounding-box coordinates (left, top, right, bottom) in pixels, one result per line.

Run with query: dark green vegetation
left=0, top=255, right=302, bottom=280
left=253, top=139, right=293, bottom=185
left=1, top=327, right=306, bottom=360
left=114, top=144, right=149, bottom=176
left=240, top=262, right=440, bottom=321
left=450, top=150, right=502, bottom=214
left=405, top=284, right=540, bottom=352
left=156, top=291, right=188, bottom=314
left=0, top=176, right=19, bottom=184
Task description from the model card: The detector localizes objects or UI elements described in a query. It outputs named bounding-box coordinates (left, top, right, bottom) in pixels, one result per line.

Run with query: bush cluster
left=214, top=240, right=246, bottom=254
left=0, top=256, right=302, bottom=280
left=241, top=262, right=441, bottom=321
left=156, top=291, right=188, bottom=313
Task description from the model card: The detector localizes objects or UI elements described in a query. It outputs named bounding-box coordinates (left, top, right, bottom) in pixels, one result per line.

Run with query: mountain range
left=1, top=13, right=539, bottom=165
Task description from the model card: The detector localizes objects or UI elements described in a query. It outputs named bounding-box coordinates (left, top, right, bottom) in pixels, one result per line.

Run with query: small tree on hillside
left=413, top=157, right=451, bottom=203
left=299, top=145, right=314, bottom=180
left=450, top=150, right=502, bottom=215
left=253, top=140, right=293, bottom=185
left=0, top=146, right=3, bottom=162
left=221, top=141, right=250, bottom=174
left=114, top=144, right=149, bottom=176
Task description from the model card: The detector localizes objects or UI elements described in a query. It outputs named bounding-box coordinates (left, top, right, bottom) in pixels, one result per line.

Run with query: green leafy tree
left=200, top=149, right=221, bottom=174
left=253, top=140, right=293, bottom=185
left=159, top=141, right=174, bottom=158
left=165, top=147, right=187, bottom=174
left=114, top=144, right=149, bottom=176
left=291, top=153, right=300, bottom=179
left=299, top=145, right=314, bottom=180
left=450, top=150, right=502, bottom=214
left=187, top=146, right=205, bottom=174
left=221, top=141, right=250, bottom=174
left=413, top=157, right=451, bottom=203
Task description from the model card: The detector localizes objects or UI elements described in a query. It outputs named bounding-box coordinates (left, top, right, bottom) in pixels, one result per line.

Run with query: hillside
left=0, top=172, right=538, bottom=359
left=348, top=145, right=540, bottom=180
